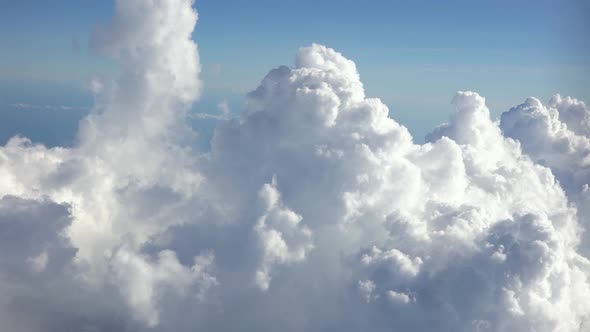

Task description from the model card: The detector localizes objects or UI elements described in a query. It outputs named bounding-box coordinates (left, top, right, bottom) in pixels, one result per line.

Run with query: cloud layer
left=0, top=0, right=589, bottom=331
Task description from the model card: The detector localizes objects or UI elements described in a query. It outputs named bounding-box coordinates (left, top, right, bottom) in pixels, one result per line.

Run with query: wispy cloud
left=191, top=100, right=233, bottom=120
left=9, top=103, right=90, bottom=111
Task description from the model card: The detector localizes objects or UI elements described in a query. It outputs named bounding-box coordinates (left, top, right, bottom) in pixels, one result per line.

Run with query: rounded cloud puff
left=500, top=94, right=590, bottom=258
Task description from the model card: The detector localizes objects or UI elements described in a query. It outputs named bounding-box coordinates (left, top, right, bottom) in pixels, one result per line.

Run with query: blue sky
left=1, top=0, right=589, bottom=145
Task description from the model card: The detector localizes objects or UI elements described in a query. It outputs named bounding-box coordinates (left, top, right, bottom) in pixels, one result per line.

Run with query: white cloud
left=500, top=95, right=590, bottom=257
left=191, top=100, right=232, bottom=120
left=1, top=0, right=211, bottom=328
left=204, top=43, right=590, bottom=331
left=8, top=103, right=89, bottom=111
left=254, top=177, right=313, bottom=290
left=358, top=279, right=377, bottom=303
left=0, top=1, right=589, bottom=331
left=500, top=95, right=590, bottom=195
left=0, top=196, right=131, bottom=331
left=387, top=290, right=413, bottom=304
left=111, top=248, right=217, bottom=326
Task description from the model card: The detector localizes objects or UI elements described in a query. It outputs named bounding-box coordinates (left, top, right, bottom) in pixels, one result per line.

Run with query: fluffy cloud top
left=500, top=95, right=590, bottom=258
left=0, top=1, right=589, bottom=331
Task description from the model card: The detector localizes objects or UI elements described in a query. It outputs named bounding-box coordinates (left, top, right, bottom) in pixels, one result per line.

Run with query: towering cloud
left=500, top=95, right=590, bottom=257
left=1, top=0, right=214, bottom=329
left=204, top=45, right=590, bottom=331
left=0, top=1, right=589, bottom=331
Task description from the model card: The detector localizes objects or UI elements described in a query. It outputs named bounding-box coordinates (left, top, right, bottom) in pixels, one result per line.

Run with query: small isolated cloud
left=10, top=103, right=33, bottom=109
left=217, top=99, right=230, bottom=116
left=192, top=99, right=232, bottom=120
left=0, top=0, right=589, bottom=331
left=85, top=78, right=105, bottom=94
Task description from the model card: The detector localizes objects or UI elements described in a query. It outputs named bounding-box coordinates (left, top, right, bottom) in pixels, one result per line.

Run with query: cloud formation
left=0, top=0, right=589, bottom=331
left=500, top=95, right=590, bottom=257
left=9, top=103, right=89, bottom=111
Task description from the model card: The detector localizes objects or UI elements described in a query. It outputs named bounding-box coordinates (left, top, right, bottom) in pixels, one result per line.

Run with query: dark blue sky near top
left=1, top=0, right=589, bottom=145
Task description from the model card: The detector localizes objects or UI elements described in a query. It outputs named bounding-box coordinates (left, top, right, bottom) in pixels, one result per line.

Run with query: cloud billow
left=0, top=0, right=589, bottom=331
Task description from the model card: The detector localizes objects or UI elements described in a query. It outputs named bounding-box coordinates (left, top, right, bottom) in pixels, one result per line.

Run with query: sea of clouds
left=1, top=0, right=589, bottom=331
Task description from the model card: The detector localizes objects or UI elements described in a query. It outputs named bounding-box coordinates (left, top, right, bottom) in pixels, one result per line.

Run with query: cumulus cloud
left=500, top=95, right=590, bottom=256
left=0, top=0, right=589, bottom=331
left=111, top=248, right=216, bottom=326
left=500, top=95, right=590, bottom=195
left=0, top=196, right=129, bottom=332
left=254, top=177, right=313, bottom=290
left=1, top=0, right=213, bottom=328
